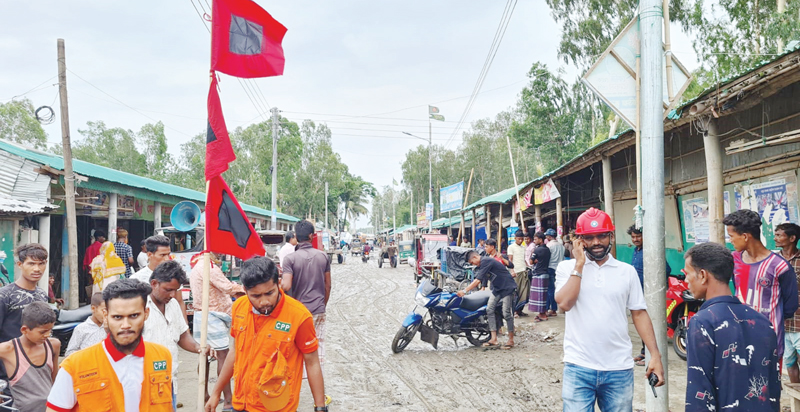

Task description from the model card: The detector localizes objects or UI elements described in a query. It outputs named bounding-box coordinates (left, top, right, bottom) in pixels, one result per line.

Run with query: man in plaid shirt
left=114, top=228, right=135, bottom=278
left=776, top=222, right=800, bottom=383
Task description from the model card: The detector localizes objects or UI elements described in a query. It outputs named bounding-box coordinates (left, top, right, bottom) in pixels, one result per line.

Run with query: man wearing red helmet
left=555, top=208, right=665, bottom=410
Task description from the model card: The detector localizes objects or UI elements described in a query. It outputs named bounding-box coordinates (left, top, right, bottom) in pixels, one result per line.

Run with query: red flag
left=206, top=74, right=236, bottom=181
left=206, top=176, right=265, bottom=259
left=211, top=0, right=287, bottom=78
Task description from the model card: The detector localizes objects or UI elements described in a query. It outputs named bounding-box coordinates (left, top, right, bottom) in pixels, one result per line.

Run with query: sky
left=0, top=1, right=699, bottom=228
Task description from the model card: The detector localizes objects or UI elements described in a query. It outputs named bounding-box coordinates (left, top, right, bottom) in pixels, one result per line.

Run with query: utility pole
left=57, top=39, right=79, bottom=310
left=640, top=1, right=669, bottom=409
left=428, top=121, right=433, bottom=233
left=270, top=107, right=279, bottom=230
left=778, top=0, right=786, bottom=53
left=324, top=182, right=328, bottom=233
left=392, top=186, right=396, bottom=241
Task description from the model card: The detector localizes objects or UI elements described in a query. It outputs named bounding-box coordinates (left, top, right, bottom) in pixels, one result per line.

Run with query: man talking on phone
left=555, top=208, right=664, bottom=411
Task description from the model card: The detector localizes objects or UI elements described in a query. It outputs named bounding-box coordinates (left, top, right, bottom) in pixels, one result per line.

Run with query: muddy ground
left=176, top=256, right=795, bottom=411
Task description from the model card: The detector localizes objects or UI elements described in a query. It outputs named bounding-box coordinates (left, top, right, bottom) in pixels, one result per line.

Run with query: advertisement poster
left=76, top=188, right=109, bottom=217
left=439, top=182, right=464, bottom=213
left=507, top=226, right=519, bottom=246
left=752, top=180, right=790, bottom=225
left=683, top=197, right=709, bottom=244
left=425, top=203, right=434, bottom=222
left=118, top=195, right=134, bottom=219
left=534, top=179, right=561, bottom=205
left=416, top=212, right=427, bottom=228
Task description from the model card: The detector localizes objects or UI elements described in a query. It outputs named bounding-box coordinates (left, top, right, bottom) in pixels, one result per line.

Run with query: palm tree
left=339, top=176, right=376, bottom=232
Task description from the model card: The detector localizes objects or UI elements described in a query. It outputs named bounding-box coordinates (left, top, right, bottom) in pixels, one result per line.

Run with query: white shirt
left=278, top=242, right=295, bottom=265
left=47, top=339, right=144, bottom=412
left=555, top=255, right=647, bottom=371
left=137, top=252, right=148, bottom=271
left=131, top=266, right=153, bottom=284
left=64, top=317, right=108, bottom=357
left=142, top=296, right=188, bottom=387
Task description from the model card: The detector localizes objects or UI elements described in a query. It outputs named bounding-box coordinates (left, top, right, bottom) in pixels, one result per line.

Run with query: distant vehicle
left=351, top=239, right=363, bottom=256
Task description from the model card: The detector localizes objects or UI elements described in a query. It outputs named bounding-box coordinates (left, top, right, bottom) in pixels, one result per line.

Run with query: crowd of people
left=0, top=218, right=333, bottom=412
left=3, top=205, right=800, bottom=411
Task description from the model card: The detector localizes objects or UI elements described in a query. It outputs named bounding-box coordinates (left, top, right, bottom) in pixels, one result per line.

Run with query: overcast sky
left=0, top=1, right=698, bottom=227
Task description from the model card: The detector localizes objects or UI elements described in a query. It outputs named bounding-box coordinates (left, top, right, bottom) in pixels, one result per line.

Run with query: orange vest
left=59, top=341, right=173, bottom=411
left=231, top=290, right=313, bottom=412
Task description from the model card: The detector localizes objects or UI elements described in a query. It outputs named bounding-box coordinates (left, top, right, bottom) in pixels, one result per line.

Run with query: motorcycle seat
left=460, top=290, right=491, bottom=311
left=57, top=304, right=93, bottom=323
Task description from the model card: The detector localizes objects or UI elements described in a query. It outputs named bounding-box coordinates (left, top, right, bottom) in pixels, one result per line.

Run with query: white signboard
left=582, top=15, right=693, bottom=129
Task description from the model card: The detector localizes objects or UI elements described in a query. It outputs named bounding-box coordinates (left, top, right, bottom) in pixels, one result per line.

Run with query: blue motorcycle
left=392, top=279, right=494, bottom=353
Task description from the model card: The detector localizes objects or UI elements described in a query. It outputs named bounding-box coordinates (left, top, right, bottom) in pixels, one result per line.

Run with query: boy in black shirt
left=0, top=244, right=49, bottom=343
left=458, top=250, right=517, bottom=349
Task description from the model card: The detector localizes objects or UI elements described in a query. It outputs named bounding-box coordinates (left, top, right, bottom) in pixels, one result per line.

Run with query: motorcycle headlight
left=415, top=292, right=430, bottom=307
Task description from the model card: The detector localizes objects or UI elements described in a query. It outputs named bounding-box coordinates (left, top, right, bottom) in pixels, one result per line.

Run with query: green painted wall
left=0, top=220, right=15, bottom=281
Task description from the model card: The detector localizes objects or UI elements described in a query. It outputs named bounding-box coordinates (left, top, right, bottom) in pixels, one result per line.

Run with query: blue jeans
left=562, top=363, right=633, bottom=412
left=546, top=268, right=557, bottom=312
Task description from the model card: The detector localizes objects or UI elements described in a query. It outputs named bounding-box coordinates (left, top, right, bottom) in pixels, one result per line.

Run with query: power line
left=444, top=0, right=518, bottom=149
left=66, top=69, right=193, bottom=137
left=2, top=76, right=58, bottom=103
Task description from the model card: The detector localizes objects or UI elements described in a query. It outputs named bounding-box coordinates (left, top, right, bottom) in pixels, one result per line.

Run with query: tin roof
left=0, top=139, right=299, bottom=222
left=0, top=196, right=58, bottom=215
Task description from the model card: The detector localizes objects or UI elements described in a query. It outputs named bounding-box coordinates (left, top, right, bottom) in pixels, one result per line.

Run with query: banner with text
left=440, top=182, right=464, bottom=213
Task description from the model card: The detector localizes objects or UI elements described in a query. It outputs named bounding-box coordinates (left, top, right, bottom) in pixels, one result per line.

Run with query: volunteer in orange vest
left=46, top=279, right=173, bottom=412
left=205, top=256, right=327, bottom=412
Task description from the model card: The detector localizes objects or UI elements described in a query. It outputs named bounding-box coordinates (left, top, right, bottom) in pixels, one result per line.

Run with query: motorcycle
left=51, top=304, right=93, bottom=356
left=362, top=250, right=370, bottom=263
left=667, top=271, right=703, bottom=360
left=0, top=363, right=15, bottom=412
left=0, top=252, right=10, bottom=287
left=392, top=278, right=526, bottom=353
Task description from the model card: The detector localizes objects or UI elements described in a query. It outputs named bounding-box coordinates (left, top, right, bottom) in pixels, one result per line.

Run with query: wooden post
left=471, top=209, right=476, bottom=246
left=497, top=203, right=503, bottom=246
left=38, top=214, right=50, bottom=291
left=108, top=193, right=118, bottom=243
left=556, top=197, right=563, bottom=237
left=704, top=120, right=725, bottom=243
left=602, top=156, right=616, bottom=255
left=636, top=57, right=642, bottom=207
left=534, top=204, right=542, bottom=232
left=58, top=39, right=79, bottom=310
left=154, top=202, right=162, bottom=234
left=459, top=169, right=474, bottom=245
left=486, top=206, right=492, bottom=243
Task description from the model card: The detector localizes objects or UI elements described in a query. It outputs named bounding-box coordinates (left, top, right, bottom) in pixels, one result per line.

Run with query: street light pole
left=403, top=131, right=433, bottom=232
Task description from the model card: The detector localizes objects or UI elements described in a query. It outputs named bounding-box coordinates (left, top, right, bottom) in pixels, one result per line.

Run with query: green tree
left=0, top=99, right=48, bottom=149
left=73, top=121, right=147, bottom=175
left=139, top=121, right=176, bottom=182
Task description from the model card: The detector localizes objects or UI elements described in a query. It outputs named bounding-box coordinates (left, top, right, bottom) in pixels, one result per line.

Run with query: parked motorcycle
left=51, top=304, right=93, bottom=356
left=667, top=272, right=702, bottom=360
left=362, top=250, right=370, bottom=263
left=0, top=379, right=16, bottom=412
left=0, top=252, right=10, bottom=287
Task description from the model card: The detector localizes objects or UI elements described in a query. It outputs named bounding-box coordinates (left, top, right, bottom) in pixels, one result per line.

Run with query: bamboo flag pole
left=505, top=134, right=526, bottom=229
left=198, top=181, right=211, bottom=411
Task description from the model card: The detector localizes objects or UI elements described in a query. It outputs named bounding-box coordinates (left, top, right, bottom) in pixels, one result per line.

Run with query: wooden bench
left=785, top=383, right=800, bottom=412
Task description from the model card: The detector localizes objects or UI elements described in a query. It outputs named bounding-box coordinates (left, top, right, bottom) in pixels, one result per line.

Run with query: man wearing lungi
left=529, top=232, right=551, bottom=322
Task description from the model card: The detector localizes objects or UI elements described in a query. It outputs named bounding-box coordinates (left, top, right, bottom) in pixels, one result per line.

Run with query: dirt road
left=177, top=257, right=793, bottom=411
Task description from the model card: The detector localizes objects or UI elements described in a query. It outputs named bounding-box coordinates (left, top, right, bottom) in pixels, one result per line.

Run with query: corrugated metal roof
left=464, top=181, right=533, bottom=211
left=389, top=224, right=417, bottom=234
left=431, top=213, right=473, bottom=229
left=0, top=139, right=299, bottom=222
left=0, top=197, right=58, bottom=215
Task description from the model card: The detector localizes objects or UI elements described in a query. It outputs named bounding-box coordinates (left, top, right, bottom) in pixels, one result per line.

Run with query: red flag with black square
left=206, top=74, right=236, bottom=181
left=206, top=175, right=265, bottom=259
left=211, top=0, right=287, bottom=78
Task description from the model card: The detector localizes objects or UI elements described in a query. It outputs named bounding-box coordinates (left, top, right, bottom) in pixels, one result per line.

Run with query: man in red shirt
left=82, top=230, right=105, bottom=272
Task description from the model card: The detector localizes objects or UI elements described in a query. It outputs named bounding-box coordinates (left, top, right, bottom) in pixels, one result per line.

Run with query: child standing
left=64, top=293, right=107, bottom=357
left=0, top=301, right=60, bottom=412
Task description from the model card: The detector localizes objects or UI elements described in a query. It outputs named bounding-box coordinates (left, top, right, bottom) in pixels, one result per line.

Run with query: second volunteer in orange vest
left=205, top=256, right=327, bottom=412
left=46, top=279, right=174, bottom=412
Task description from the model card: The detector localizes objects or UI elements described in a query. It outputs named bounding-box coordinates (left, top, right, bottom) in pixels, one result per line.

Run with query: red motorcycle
left=667, top=271, right=703, bottom=360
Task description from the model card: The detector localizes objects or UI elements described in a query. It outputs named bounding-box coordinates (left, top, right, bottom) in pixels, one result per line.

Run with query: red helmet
left=575, top=207, right=615, bottom=235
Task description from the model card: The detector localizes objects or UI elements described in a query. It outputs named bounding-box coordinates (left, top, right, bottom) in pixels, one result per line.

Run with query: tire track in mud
left=348, top=265, right=529, bottom=411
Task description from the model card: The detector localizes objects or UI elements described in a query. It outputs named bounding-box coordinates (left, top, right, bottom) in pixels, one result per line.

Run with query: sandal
left=635, top=359, right=646, bottom=366
left=482, top=342, right=499, bottom=348
left=633, top=354, right=645, bottom=362
left=534, top=316, right=548, bottom=322
left=501, top=344, right=515, bottom=350
left=547, top=310, right=558, bottom=317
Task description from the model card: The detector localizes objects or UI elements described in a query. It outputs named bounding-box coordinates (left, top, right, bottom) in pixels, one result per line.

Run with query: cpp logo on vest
left=153, top=360, right=168, bottom=371
left=274, top=321, right=292, bottom=332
